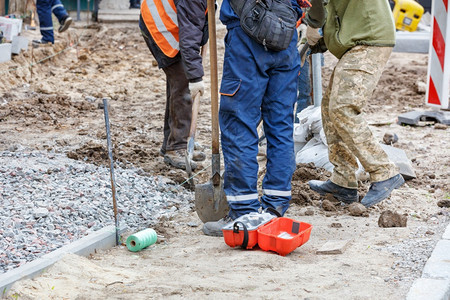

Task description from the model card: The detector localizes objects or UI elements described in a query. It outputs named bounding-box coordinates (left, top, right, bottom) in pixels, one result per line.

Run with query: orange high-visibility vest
left=141, top=0, right=179, bottom=58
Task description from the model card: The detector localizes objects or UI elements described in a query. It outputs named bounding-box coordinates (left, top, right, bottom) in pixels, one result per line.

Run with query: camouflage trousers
left=322, top=45, right=398, bottom=189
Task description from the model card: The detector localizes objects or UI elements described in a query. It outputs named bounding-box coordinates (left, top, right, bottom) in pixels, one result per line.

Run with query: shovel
left=185, top=45, right=208, bottom=188
left=194, top=0, right=229, bottom=223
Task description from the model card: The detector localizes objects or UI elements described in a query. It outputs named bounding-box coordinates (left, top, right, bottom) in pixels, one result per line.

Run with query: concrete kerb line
left=0, top=26, right=87, bottom=76
left=406, top=222, right=450, bottom=300
left=0, top=224, right=127, bottom=297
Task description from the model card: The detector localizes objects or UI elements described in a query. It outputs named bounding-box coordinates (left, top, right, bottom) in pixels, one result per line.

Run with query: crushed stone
left=0, top=150, right=193, bottom=273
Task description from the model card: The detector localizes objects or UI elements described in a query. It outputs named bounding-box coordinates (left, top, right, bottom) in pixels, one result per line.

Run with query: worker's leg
left=219, top=26, right=269, bottom=220
left=50, top=0, right=69, bottom=24
left=36, top=0, right=54, bottom=43
left=295, top=55, right=311, bottom=122
left=321, top=69, right=359, bottom=189
left=328, top=45, right=398, bottom=184
left=261, top=37, right=300, bottom=216
left=162, top=61, right=192, bottom=152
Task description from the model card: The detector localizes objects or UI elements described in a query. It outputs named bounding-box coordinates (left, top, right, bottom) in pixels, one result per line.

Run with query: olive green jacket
left=307, top=0, right=396, bottom=59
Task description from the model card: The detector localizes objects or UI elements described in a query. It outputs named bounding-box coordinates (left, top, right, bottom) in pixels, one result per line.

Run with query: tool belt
left=230, top=0, right=297, bottom=51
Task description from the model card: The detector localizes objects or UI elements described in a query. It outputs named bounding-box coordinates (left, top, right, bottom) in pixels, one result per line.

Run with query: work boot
left=164, top=150, right=197, bottom=170
left=308, top=180, right=358, bottom=204
left=192, top=151, right=206, bottom=162
left=58, top=16, right=72, bottom=33
left=160, top=148, right=205, bottom=162
left=361, top=174, right=405, bottom=208
left=202, top=215, right=234, bottom=237
left=32, top=39, right=53, bottom=47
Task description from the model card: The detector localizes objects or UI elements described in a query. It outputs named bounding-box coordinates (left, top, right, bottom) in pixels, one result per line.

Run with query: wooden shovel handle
left=207, top=0, right=219, bottom=155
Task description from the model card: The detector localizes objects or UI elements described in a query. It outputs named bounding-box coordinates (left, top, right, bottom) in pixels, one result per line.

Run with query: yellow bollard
left=393, top=0, right=425, bottom=32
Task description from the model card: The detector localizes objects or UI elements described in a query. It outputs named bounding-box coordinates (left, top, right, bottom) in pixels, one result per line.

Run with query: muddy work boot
left=164, top=150, right=197, bottom=170
left=58, top=16, right=72, bottom=33
left=308, top=180, right=358, bottom=204
left=361, top=174, right=405, bottom=208
left=202, top=215, right=234, bottom=237
left=160, top=148, right=205, bottom=162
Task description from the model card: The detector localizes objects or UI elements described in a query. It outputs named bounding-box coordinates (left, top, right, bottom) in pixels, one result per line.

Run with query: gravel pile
left=0, top=150, right=193, bottom=273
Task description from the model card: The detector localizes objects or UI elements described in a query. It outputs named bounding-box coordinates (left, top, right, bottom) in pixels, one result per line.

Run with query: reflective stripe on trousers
left=36, top=0, right=68, bottom=43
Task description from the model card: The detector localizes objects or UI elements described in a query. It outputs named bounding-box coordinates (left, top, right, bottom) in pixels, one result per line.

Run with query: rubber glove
left=189, top=80, right=205, bottom=100
left=306, top=25, right=322, bottom=46
left=297, top=23, right=307, bottom=51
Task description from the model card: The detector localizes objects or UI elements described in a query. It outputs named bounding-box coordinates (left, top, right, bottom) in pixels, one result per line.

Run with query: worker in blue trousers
left=202, top=0, right=311, bottom=236
left=33, top=0, right=72, bottom=45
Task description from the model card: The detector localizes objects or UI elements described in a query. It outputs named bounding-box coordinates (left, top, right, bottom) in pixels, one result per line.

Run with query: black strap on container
left=266, top=207, right=282, bottom=217
left=233, top=221, right=249, bottom=249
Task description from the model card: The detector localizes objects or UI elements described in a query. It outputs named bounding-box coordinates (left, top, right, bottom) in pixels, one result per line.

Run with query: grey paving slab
left=0, top=225, right=126, bottom=296
left=316, top=240, right=350, bottom=255
left=398, top=110, right=450, bottom=126
left=381, top=144, right=416, bottom=179
left=442, top=223, right=450, bottom=240
left=11, top=36, right=28, bottom=54
left=422, top=240, right=450, bottom=280
left=406, top=278, right=450, bottom=300
left=394, top=31, right=430, bottom=54
left=0, top=43, right=12, bottom=63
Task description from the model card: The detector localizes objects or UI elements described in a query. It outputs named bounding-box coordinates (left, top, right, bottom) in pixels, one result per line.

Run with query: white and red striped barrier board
left=426, top=0, right=450, bottom=109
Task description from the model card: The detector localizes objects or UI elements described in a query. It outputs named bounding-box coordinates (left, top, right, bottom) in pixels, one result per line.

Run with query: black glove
left=309, top=37, right=327, bottom=54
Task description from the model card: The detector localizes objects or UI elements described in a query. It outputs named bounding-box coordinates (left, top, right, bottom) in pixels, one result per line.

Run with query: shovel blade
left=195, top=181, right=228, bottom=223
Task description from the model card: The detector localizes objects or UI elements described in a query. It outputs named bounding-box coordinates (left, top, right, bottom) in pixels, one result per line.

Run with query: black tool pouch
left=230, top=0, right=297, bottom=51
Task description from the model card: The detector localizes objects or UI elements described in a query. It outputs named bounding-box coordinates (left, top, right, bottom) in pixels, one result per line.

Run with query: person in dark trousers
left=202, top=0, right=309, bottom=236
left=139, top=0, right=208, bottom=170
left=33, top=0, right=72, bottom=45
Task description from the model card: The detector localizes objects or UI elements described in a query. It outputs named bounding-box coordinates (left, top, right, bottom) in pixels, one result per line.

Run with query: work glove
left=296, top=23, right=307, bottom=51
left=306, top=25, right=322, bottom=46
left=189, top=80, right=205, bottom=100
left=309, top=38, right=328, bottom=54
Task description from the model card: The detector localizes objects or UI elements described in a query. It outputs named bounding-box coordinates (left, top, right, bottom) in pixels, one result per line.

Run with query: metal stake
left=311, top=53, right=323, bottom=107
left=103, top=98, right=119, bottom=246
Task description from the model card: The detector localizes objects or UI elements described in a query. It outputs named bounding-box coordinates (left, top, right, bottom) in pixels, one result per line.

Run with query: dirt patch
left=291, top=163, right=330, bottom=205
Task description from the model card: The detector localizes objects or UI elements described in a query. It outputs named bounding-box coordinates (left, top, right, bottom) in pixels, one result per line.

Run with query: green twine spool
left=126, top=228, right=158, bottom=252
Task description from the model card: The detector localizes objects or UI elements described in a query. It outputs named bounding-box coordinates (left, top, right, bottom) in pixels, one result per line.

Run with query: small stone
left=305, top=208, right=314, bottom=216
left=434, top=123, right=447, bottom=130
left=187, top=222, right=198, bottom=227
left=437, top=200, right=450, bottom=208
left=378, top=210, right=407, bottom=228
left=322, top=200, right=336, bottom=211
left=33, top=208, right=49, bottom=219
left=348, top=203, right=367, bottom=216
left=416, top=80, right=426, bottom=93
left=330, top=222, right=342, bottom=228
left=383, top=132, right=398, bottom=145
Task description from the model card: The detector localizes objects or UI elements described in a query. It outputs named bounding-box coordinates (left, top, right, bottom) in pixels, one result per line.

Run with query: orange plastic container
left=257, top=217, right=312, bottom=256
left=223, top=213, right=312, bottom=255
left=222, top=212, right=275, bottom=249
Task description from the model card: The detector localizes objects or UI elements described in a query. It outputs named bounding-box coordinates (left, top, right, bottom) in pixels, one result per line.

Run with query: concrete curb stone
left=406, top=223, right=450, bottom=300
left=0, top=225, right=126, bottom=297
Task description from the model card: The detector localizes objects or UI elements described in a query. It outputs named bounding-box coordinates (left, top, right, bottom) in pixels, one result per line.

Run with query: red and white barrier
left=426, top=0, right=450, bottom=109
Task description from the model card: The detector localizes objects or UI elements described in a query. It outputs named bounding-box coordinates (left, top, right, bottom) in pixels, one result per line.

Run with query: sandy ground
left=1, top=17, right=449, bottom=300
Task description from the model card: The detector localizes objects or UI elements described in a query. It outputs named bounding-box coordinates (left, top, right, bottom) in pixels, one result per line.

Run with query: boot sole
left=309, top=184, right=358, bottom=204
left=202, top=226, right=223, bottom=237
left=58, top=18, right=72, bottom=33
left=361, top=175, right=405, bottom=208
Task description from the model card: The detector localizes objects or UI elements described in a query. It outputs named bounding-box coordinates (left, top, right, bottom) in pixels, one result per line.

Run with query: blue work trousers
left=36, top=0, right=68, bottom=43
left=219, top=24, right=300, bottom=220
left=295, top=54, right=312, bottom=122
